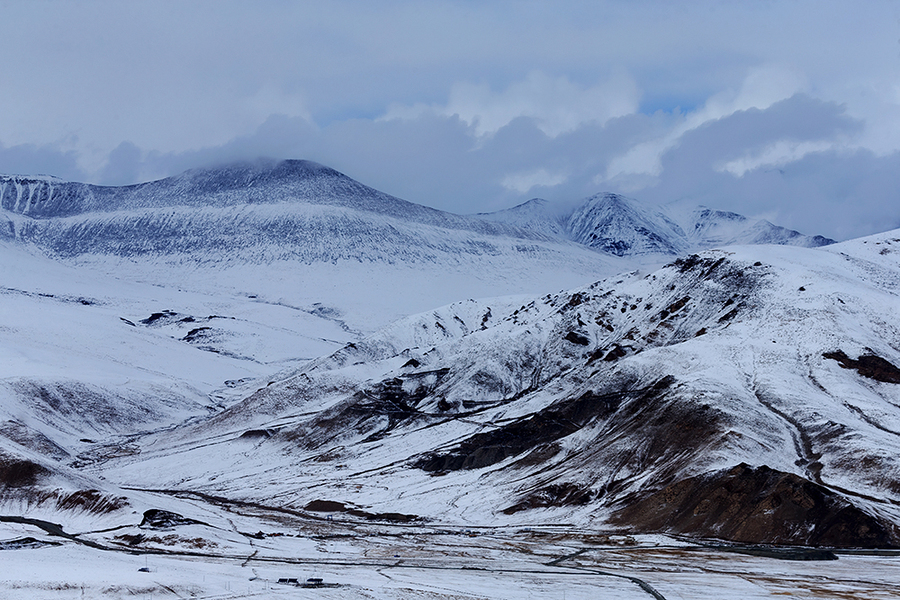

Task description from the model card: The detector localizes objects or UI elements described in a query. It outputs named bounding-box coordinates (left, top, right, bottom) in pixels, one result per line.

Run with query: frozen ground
left=1, top=513, right=898, bottom=599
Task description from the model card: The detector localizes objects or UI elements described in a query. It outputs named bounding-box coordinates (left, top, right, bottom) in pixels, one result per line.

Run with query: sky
left=1, top=0, right=899, bottom=240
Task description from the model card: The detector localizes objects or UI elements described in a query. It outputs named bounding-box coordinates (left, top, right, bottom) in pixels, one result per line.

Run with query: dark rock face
left=612, top=463, right=900, bottom=548
left=140, top=509, right=201, bottom=529
left=502, top=483, right=593, bottom=514
left=0, top=455, right=49, bottom=487
left=416, top=377, right=674, bottom=472
left=284, top=368, right=451, bottom=448
left=823, top=350, right=900, bottom=384
left=304, top=499, right=347, bottom=512
left=564, top=331, right=590, bottom=345
left=303, top=499, right=418, bottom=523
left=239, top=429, right=276, bottom=439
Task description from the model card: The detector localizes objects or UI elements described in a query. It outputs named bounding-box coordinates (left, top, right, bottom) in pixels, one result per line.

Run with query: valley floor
left=2, top=507, right=898, bottom=600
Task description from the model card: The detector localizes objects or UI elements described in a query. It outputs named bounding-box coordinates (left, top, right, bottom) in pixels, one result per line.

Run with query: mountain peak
left=0, top=158, right=400, bottom=218
left=175, top=158, right=342, bottom=187
left=566, top=192, right=687, bottom=256
left=477, top=191, right=834, bottom=256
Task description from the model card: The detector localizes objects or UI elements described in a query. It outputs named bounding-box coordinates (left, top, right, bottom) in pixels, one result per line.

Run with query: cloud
left=100, top=141, right=143, bottom=186
left=501, top=168, right=569, bottom=194
left=603, top=65, right=808, bottom=182
left=0, top=142, right=86, bottom=181
left=383, top=71, right=641, bottom=137
left=625, top=95, right=892, bottom=240
left=718, top=140, right=836, bottom=177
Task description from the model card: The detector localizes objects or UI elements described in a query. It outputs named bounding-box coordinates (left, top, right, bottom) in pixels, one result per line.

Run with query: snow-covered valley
left=2, top=160, right=899, bottom=598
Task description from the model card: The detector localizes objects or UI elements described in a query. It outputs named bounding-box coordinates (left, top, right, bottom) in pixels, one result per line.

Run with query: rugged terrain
left=77, top=230, right=898, bottom=550
left=1, top=160, right=897, bottom=598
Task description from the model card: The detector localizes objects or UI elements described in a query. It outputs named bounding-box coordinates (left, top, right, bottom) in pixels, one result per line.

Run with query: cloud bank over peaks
left=1, top=66, right=896, bottom=242
left=383, top=71, right=641, bottom=138
left=501, top=167, right=570, bottom=194
left=602, top=65, right=810, bottom=185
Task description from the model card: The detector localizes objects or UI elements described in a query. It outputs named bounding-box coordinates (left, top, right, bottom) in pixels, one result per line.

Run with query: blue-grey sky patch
left=1, top=0, right=899, bottom=240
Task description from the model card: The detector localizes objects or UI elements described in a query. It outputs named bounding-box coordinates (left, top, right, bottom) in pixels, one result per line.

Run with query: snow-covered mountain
left=478, top=192, right=833, bottom=256
left=52, top=229, right=896, bottom=548
left=1, top=160, right=830, bottom=265
left=1, top=160, right=631, bottom=341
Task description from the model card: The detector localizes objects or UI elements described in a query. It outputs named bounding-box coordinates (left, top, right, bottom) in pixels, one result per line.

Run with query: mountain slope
left=566, top=192, right=689, bottom=255
left=1, top=160, right=626, bottom=336
left=478, top=193, right=834, bottom=255
left=92, top=230, right=900, bottom=547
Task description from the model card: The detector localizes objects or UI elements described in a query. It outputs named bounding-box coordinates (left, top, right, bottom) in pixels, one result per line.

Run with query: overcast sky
left=1, top=1, right=899, bottom=240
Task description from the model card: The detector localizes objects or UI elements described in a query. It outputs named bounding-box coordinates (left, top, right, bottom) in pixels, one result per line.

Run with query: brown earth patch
left=502, top=483, right=593, bottom=514
left=823, top=350, right=900, bottom=383
left=612, top=463, right=900, bottom=547
left=56, top=489, right=128, bottom=513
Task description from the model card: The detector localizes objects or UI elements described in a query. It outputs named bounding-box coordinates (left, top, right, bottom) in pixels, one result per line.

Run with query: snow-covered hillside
left=1, top=159, right=892, bottom=559
left=83, top=229, right=900, bottom=548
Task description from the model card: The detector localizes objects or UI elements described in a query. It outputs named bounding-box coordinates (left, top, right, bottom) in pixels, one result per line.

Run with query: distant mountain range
left=0, top=159, right=833, bottom=340
left=1, top=159, right=832, bottom=260
left=478, top=193, right=833, bottom=256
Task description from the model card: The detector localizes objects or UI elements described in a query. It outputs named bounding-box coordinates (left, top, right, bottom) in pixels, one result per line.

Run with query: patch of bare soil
left=823, top=350, right=900, bottom=383
left=612, top=463, right=900, bottom=547
left=303, top=499, right=420, bottom=523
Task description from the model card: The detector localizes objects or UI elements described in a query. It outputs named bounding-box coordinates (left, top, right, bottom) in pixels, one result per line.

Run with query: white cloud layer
left=718, top=140, right=838, bottom=178
left=603, top=65, right=808, bottom=182
left=501, top=168, right=570, bottom=193
left=384, top=71, right=640, bottom=137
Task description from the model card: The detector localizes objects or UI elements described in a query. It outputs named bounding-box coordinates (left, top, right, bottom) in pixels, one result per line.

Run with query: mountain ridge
left=477, top=191, right=834, bottom=254
left=86, top=228, right=900, bottom=547
left=3, top=158, right=834, bottom=257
